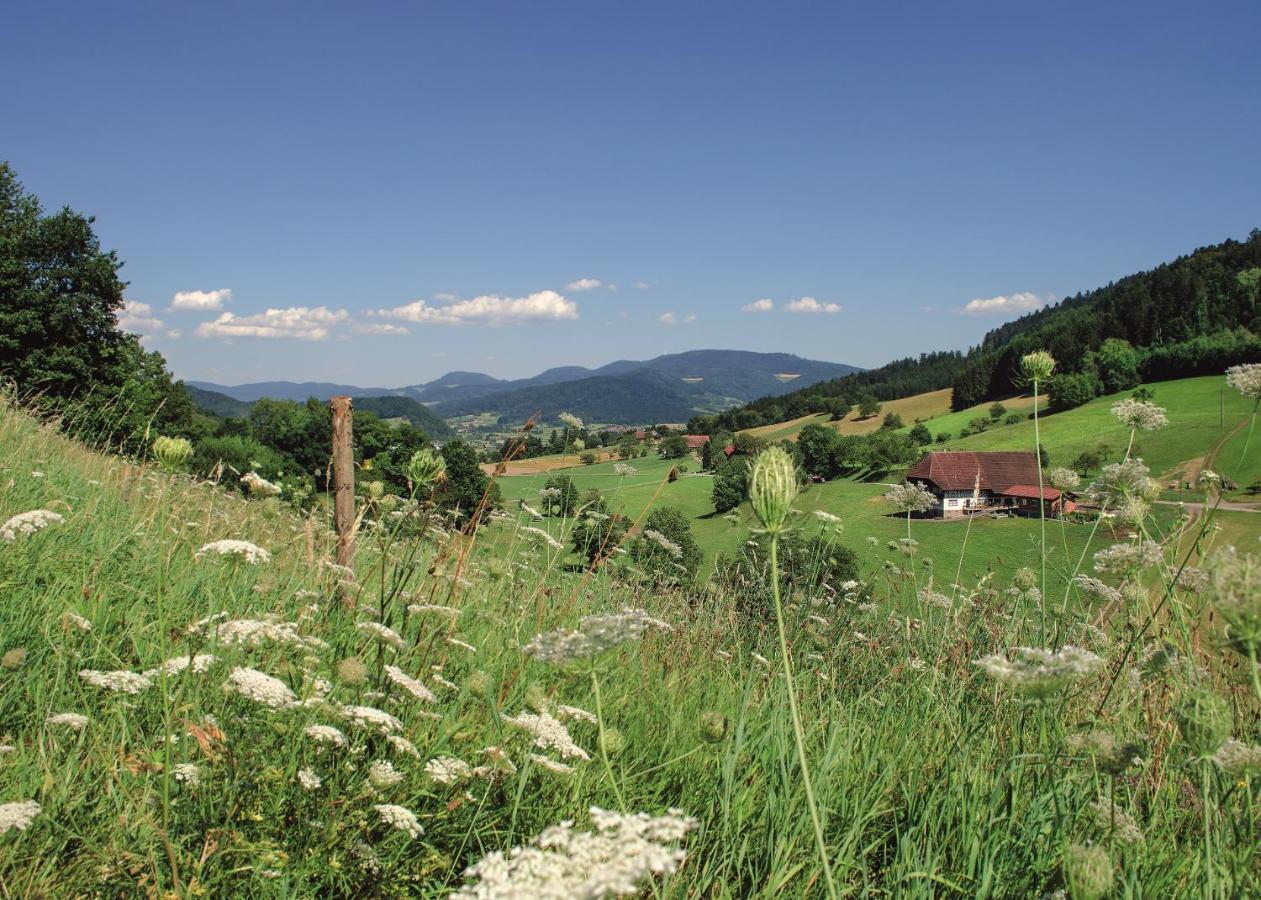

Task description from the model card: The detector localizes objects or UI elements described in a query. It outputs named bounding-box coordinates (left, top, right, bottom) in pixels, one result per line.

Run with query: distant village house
left=905, top=451, right=1074, bottom=518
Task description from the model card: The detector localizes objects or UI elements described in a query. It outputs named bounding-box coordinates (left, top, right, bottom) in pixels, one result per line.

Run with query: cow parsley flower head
left=46, top=712, right=89, bottom=731
left=1204, top=546, right=1261, bottom=657
left=529, top=753, right=575, bottom=775
left=196, top=540, right=270, bottom=564
left=1085, top=458, right=1160, bottom=510
left=143, top=654, right=216, bottom=679
left=885, top=482, right=937, bottom=514
left=0, top=801, right=41, bottom=835
left=613, top=463, right=637, bottom=477
left=425, top=755, right=472, bottom=786
left=374, top=803, right=424, bottom=839
left=1214, top=738, right=1261, bottom=777
left=172, top=763, right=201, bottom=786
left=304, top=724, right=346, bottom=747
left=79, top=669, right=152, bottom=694
left=1226, top=362, right=1261, bottom=400
left=1073, top=575, right=1122, bottom=605
left=297, top=766, right=322, bottom=790
left=504, top=710, right=591, bottom=761
left=451, top=806, right=696, bottom=900
left=813, top=509, right=842, bottom=524
left=342, top=705, right=403, bottom=734
left=357, top=621, right=406, bottom=651
left=749, top=446, right=798, bottom=533
left=1093, top=540, right=1164, bottom=575
left=1111, top=398, right=1168, bottom=432
left=384, top=665, right=436, bottom=703
left=226, top=667, right=296, bottom=709
left=1, top=510, right=64, bottom=542
left=1087, top=796, right=1143, bottom=845
left=1049, top=467, right=1081, bottom=491
left=558, top=412, right=584, bottom=430
left=1019, top=350, right=1056, bottom=383
left=523, top=527, right=565, bottom=552
left=641, top=529, right=682, bottom=559
left=973, top=646, right=1105, bottom=699
left=523, top=609, right=671, bottom=664
left=367, top=759, right=403, bottom=789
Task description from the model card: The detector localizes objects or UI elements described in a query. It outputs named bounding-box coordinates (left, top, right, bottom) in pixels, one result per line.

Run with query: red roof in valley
left=905, top=451, right=1041, bottom=492
left=683, top=435, right=709, bottom=449
left=1001, top=484, right=1061, bottom=501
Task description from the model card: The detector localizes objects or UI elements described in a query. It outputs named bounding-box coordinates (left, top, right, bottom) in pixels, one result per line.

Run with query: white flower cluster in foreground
left=0, top=800, right=41, bottom=835
left=342, top=705, right=403, bottom=734
left=522, top=527, right=565, bottom=551
left=426, top=755, right=473, bottom=786
left=884, top=482, right=937, bottom=514
left=225, top=667, right=296, bottom=709
left=304, top=724, right=347, bottom=747
left=358, top=621, right=406, bottom=651
left=523, top=609, right=671, bottom=664
left=1110, top=398, right=1168, bottom=432
left=640, top=529, right=682, bottom=558
left=973, top=646, right=1105, bottom=699
left=384, top=665, right=436, bottom=703
left=1093, top=541, right=1164, bottom=575
left=79, top=669, right=152, bottom=694
left=1, top=509, right=64, bottom=542
left=452, top=806, right=696, bottom=900
left=46, top=712, right=89, bottom=731
left=240, top=471, right=282, bottom=497
left=1226, top=362, right=1261, bottom=400
left=194, top=616, right=327, bottom=651
left=195, top=539, right=271, bottom=564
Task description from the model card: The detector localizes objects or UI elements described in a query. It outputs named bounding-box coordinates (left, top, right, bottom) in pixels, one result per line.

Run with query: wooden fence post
left=330, top=396, right=355, bottom=572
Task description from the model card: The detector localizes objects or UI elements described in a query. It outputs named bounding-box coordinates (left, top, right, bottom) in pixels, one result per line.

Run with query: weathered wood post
left=330, top=396, right=355, bottom=571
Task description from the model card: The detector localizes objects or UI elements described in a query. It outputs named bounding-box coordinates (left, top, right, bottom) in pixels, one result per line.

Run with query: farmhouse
left=905, top=451, right=1073, bottom=518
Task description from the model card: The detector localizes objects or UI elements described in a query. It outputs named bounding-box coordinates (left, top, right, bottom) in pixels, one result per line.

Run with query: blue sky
left=5, top=1, right=1259, bottom=386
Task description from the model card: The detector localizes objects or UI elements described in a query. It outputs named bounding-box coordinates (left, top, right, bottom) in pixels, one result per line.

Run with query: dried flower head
left=1064, top=843, right=1113, bottom=900
left=406, top=448, right=447, bottom=489
left=1, top=510, right=64, bottom=542
left=337, top=657, right=368, bottom=685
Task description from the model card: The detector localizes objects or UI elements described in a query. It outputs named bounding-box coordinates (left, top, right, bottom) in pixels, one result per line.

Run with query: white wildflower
left=304, top=724, right=346, bottom=748
left=813, top=509, right=842, bottom=524
left=558, top=412, right=584, bottom=429
left=384, top=665, right=436, bottom=703
left=520, top=502, right=545, bottom=520
left=367, top=759, right=403, bottom=789
left=504, top=710, right=591, bottom=761
left=1093, top=541, right=1164, bottom=574
left=0, top=801, right=41, bottom=835
left=374, top=803, right=424, bottom=839
left=79, top=669, right=151, bottom=694
left=1214, top=738, right=1261, bottom=777
left=1, top=510, right=64, bottom=542
left=143, top=654, right=216, bottom=679
left=641, top=529, right=682, bottom=559
left=1226, top=363, right=1261, bottom=400
left=613, top=463, right=637, bottom=477
left=172, top=763, right=201, bottom=786
left=426, top=755, right=473, bottom=786
left=195, top=539, right=270, bottom=564
left=523, top=527, right=565, bottom=551
left=556, top=704, right=597, bottom=725
left=226, top=667, right=296, bottom=709
left=884, top=482, right=937, bottom=513
left=447, top=637, right=477, bottom=653
left=974, top=646, right=1105, bottom=699
left=1049, top=467, right=1081, bottom=491
left=1111, top=398, right=1168, bottom=431
left=451, top=806, right=696, bottom=900
left=358, top=621, right=406, bottom=651
left=1073, top=575, right=1123, bottom=604
left=204, top=618, right=327, bottom=651
left=387, top=735, right=421, bottom=758
left=46, top=713, right=88, bottom=731
left=297, top=767, right=322, bottom=790
left=241, top=471, right=283, bottom=497
left=529, top=753, right=575, bottom=775
left=523, top=609, right=671, bottom=664
left=432, top=672, right=459, bottom=690
left=62, top=612, right=92, bottom=632
left=342, top=705, right=403, bottom=734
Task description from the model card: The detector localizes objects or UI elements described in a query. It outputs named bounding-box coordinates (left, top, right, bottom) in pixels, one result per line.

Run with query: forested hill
left=184, top=386, right=454, bottom=439
left=694, top=229, right=1261, bottom=433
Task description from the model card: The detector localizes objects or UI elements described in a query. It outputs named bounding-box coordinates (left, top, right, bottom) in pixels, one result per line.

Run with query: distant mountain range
left=185, top=386, right=454, bottom=439
left=188, top=349, right=862, bottom=426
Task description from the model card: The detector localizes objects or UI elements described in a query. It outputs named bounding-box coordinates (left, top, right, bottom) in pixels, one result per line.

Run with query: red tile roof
left=906, top=451, right=1041, bottom=492
left=683, top=434, right=709, bottom=449
left=1001, top=484, right=1061, bottom=501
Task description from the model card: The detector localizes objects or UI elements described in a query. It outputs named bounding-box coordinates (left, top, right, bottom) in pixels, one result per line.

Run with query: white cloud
left=117, top=300, right=166, bottom=336
left=742, top=298, right=774, bottom=313
left=352, top=322, right=410, bottom=336
left=377, top=290, right=577, bottom=326
left=565, top=277, right=602, bottom=292
left=786, top=297, right=842, bottom=315
left=959, top=292, right=1052, bottom=316
left=194, top=306, right=349, bottom=341
left=633, top=280, right=651, bottom=290
left=659, top=312, right=696, bottom=326
left=170, top=288, right=232, bottom=311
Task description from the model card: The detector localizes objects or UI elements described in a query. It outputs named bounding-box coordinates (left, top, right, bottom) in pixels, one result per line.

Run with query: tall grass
left=0, top=395, right=1258, bottom=897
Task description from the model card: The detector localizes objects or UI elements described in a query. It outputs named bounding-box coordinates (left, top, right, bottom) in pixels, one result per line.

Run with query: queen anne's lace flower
left=384, top=665, right=436, bottom=703
left=199, top=618, right=327, bottom=651
left=196, top=539, right=270, bottom=564
left=1093, top=541, right=1164, bottom=574
left=1226, top=362, right=1261, bottom=400
left=374, top=803, right=424, bottom=838
left=225, top=667, right=296, bottom=709
left=172, top=763, right=201, bottom=786
left=357, top=621, right=406, bottom=651
left=367, top=759, right=403, bottom=788
left=523, top=527, right=565, bottom=551
left=46, top=712, right=89, bottom=731
left=0, top=800, right=41, bottom=835
left=613, top=463, right=637, bottom=477
left=524, top=609, right=670, bottom=663
left=304, top=724, right=346, bottom=747
left=503, top=710, right=591, bottom=761
left=1087, top=796, right=1143, bottom=845
left=425, top=755, right=472, bottom=786
left=528, top=753, right=575, bottom=775
left=973, top=646, right=1104, bottom=698
left=884, top=482, right=937, bottom=514
left=342, top=705, right=403, bottom=734
left=298, top=767, right=322, bottom=790
left=451, top=806, right=696, bottom=900
left=641, top=530, right=682, bottom=559
left=1111, top=398, right=1168, bottom=431
left=240, top=471, right=282, bottom=497
left=143, top=654, right=216, bottom=678
left=79, top=669, right=152, bottom=694
left=1, top=510, right=64, bottom=542
left=1214, top=738, right=1261, bottom=776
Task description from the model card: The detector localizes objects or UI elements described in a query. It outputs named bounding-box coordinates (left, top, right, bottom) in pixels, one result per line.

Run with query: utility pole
left=330, top=396, right=355, bottom=574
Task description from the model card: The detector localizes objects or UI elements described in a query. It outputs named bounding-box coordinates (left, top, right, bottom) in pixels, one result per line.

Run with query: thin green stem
left=768, top=534, right=837, bottom=900
left=1032, top=378, right=1047, bottom=644
left=591, top=669, right=627, bottom=812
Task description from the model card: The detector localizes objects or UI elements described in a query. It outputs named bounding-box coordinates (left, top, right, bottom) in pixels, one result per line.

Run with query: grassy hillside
left=1, top=397, right=1258, bottom=896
